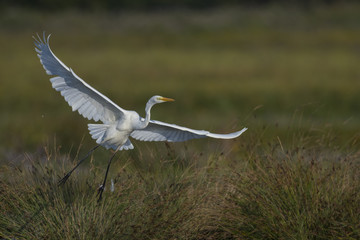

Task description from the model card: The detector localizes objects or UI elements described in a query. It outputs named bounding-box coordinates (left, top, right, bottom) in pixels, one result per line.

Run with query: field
left=1, top=5, right=360, bottom=239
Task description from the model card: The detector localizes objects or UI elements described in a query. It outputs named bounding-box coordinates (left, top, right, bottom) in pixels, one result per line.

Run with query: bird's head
left=151, top=95, right=175, bottom=104
left=145, top=95, right=175, bottom=113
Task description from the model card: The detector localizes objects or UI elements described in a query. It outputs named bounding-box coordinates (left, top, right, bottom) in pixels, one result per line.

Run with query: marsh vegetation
left=0, top=4, right=359, bottom=239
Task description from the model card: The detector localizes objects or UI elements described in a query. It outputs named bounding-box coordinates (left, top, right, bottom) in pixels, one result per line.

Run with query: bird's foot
left=97, top=184, right=105, bottom=202
left=58, top=172, right=71, bottom=186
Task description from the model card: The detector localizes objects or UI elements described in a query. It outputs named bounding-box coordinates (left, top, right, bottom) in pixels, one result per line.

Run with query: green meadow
left=1, top=5, right=359, bottom=239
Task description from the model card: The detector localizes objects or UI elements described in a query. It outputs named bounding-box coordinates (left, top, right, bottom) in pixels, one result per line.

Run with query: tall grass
left=1, top=129, right=359, bottom=239
left=221, top=137, right=360, bottom=239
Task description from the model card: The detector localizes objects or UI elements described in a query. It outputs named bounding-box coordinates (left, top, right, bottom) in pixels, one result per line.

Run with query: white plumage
left=34, top=33, right=247, bottom=152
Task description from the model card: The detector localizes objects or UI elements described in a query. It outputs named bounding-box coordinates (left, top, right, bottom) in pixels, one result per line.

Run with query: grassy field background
left=1, top=5, right=360, bottom=153
left=0, top=4, right=360, bottom=239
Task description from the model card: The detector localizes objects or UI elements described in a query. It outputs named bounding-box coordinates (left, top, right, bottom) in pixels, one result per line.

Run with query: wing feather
left=130, top=120, right=247, bottom=142
left=34, top=33, right=127, bottom=123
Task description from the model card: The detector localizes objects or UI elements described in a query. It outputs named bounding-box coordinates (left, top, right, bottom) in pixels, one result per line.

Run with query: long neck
left=139, top=101, right=154, bottom=129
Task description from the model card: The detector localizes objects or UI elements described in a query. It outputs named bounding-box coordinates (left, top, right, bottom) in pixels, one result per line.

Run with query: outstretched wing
left=34, top=33, right=127, bottom=123
left=130, top=120, right=247, bottom=142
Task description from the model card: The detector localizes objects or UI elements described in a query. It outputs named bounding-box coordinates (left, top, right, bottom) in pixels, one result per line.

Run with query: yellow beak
left=160, top=97, right=175, bottom=102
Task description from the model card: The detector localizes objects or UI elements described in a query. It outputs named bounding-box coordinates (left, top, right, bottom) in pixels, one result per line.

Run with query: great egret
left=34, top=33, right=247, bottom=201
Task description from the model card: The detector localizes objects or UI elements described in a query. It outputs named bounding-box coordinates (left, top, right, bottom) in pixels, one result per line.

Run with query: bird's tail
left=88, top=123, right=134, bottom=151
left=88, top=123, right=109, bottom=144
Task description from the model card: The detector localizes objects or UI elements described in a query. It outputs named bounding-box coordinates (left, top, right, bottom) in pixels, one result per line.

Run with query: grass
left=222, top=139, right=360, bottom=239
left=1, top=4, right=360, bottom=239
left=0, top=130, right=359, bottom=239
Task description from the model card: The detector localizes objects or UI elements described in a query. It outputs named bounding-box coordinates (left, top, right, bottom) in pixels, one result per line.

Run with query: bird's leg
left=97, top=150, right=118, bottom=202
left=58, top=145, right=100, bottom=186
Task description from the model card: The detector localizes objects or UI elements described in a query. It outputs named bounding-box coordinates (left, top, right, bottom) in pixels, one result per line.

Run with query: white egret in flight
left=34, top=33, right=247, bottom=201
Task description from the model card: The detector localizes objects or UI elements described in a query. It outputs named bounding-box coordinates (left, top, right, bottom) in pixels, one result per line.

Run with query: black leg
left=58, top=145, right=100, bottom=186
left=97, top=150, right=117, bottom=202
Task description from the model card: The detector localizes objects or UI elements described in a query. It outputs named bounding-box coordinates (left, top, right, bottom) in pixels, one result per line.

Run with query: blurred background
left=0, top=0, right=359, bottom=158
